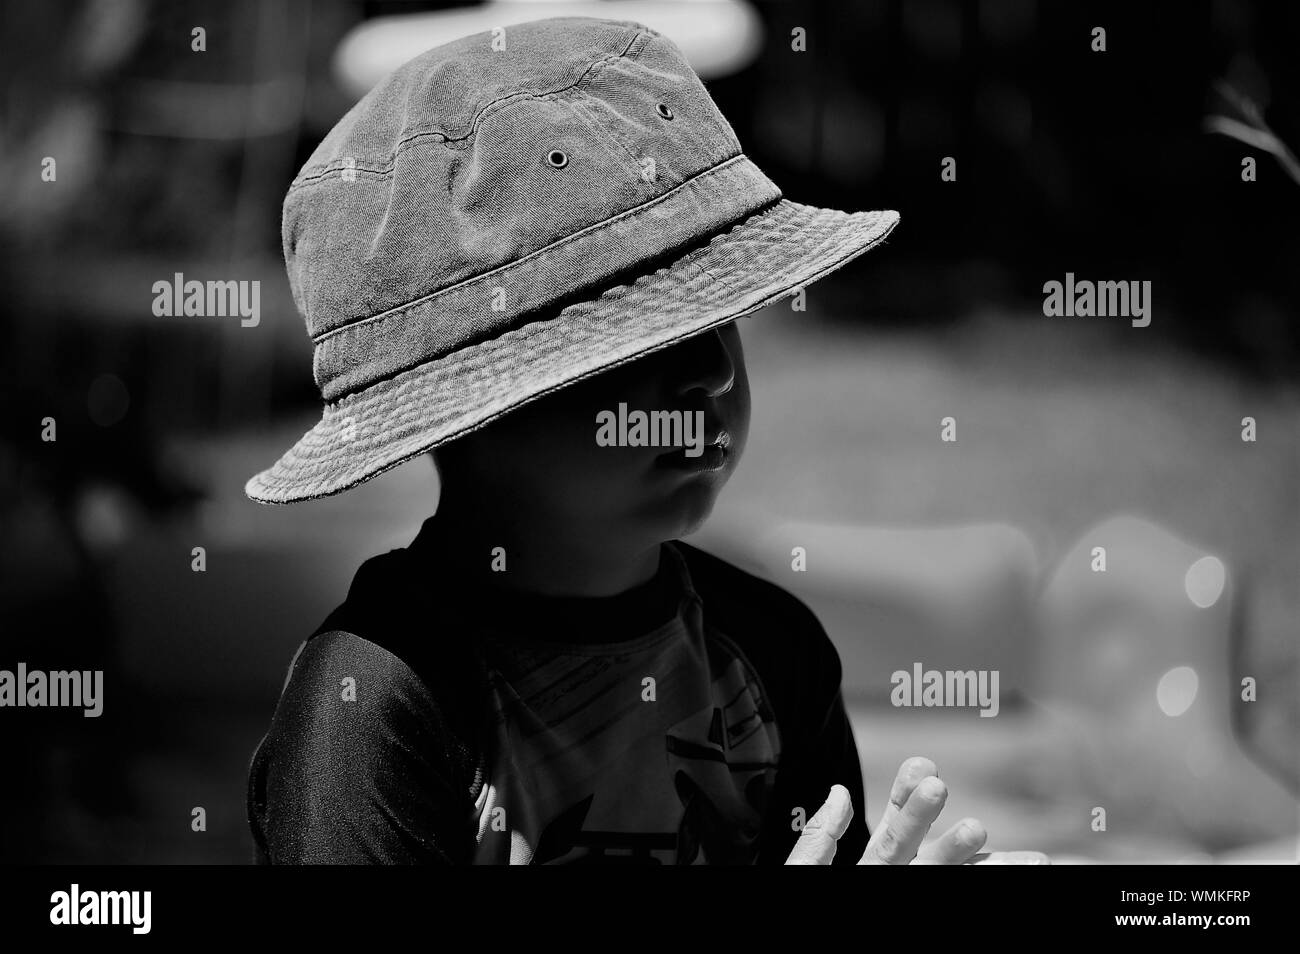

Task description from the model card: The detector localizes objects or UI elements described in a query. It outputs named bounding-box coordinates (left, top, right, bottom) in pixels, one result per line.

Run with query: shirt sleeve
left=755, top=600, right=872, bottom=865
left=247, top=630, right=478, bottom=864
left=802, top=683, right=872, bottom=865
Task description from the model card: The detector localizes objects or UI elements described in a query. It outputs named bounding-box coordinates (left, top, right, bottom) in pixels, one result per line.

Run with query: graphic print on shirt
left=471, top=620, right=781, bottom=865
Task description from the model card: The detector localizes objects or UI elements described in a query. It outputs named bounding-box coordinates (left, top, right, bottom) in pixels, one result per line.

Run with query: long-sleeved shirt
left=247, top=514, right=870, bottom=864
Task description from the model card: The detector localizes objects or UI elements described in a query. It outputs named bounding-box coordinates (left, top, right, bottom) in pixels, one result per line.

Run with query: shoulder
left=256, top=629, right=447, bottom=779
left=254, top=531, right=493, bottom=774
left=247, top=530, right=489, bottom=863
left=674, top=541, right=832, bottom=641
left=255, top=527, right=490, bottom=778
left=248, top=628, right=478, bottom=863
left=307, top=537, right=488, bottom=702
left=279, top=629, right=441, bottom=723
left=671, top=540, right=843, bottom=692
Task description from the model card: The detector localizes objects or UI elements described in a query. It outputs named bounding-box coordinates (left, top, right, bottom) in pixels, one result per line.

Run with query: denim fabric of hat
left=246, top=15, right=899, bottom=504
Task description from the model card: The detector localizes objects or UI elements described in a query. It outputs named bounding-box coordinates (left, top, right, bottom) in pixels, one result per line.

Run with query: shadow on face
left=433, top=321, right=751, bottom=547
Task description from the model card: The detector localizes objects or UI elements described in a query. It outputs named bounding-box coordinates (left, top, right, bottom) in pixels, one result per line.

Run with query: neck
left=430, top=493, right=662, bottom=598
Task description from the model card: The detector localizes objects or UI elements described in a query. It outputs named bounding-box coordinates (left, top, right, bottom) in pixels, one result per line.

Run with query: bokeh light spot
left=1184, top=555, right=1225, bottom=608
left=1156, top=666, right=1199, bottom=717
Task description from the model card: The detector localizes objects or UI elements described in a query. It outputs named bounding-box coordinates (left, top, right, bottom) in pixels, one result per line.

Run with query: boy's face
left=435, top=321, right=750, bottom=545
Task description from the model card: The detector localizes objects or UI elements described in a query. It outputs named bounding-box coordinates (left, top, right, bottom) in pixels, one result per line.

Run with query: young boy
left=244, top=15, right=1003, bottom=865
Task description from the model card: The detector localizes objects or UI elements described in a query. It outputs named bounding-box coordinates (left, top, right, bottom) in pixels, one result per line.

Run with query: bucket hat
left=245, top=15, right=899, bottom=504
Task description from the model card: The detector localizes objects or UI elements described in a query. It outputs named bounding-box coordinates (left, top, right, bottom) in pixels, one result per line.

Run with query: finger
left=966, top=851, right=1052, bottom=865
left=785, top=784, right=854, bottom=865
left=859, top=774, right=947, bottom=865
left=914, top=818, right=988, bottom=865
left=864, top=756, right=937, bottom=856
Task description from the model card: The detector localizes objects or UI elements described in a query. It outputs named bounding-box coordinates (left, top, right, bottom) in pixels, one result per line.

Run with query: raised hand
left=785, top=756, right=1050, bottom=865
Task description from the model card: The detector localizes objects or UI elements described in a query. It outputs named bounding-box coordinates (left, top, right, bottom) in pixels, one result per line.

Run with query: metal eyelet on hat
left=547, top=149, right=569, bottom=168
left=656, top=103, right=674, bottom=120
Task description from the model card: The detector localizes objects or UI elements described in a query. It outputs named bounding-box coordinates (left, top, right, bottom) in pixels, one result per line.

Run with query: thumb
left=785, top=784, right=854, bottom=865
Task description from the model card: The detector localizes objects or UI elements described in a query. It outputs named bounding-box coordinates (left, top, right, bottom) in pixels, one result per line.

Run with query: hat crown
left=282, top=16, right=782, bottom=403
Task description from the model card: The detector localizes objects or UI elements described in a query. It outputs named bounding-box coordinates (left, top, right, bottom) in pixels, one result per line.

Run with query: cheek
left=726, top=374, right=753, bottom=447
left=518, top=394, right=649, bottom=488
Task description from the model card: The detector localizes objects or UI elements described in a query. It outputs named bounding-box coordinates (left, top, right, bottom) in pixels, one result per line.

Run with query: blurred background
left=1, top=0, right=1296, bottom=863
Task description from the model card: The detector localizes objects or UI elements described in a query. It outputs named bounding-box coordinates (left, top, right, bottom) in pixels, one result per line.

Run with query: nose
left=671, top=326, right=735, bottom=398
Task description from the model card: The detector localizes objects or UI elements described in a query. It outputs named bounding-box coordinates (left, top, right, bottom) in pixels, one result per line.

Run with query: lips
left=654, top=424, right=731, bottom=473
left=654, top=423, right=728, bottom=458
left=697, top=414, right=729, bottom=449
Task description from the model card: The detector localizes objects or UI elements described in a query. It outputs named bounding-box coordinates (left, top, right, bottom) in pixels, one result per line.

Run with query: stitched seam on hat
left=291, top=31, right=653, bottom=187
left=570, top=89, right=648, bottom=169
left=686, top=249, right=743, bottom=297
left=311, top=152, right=756, bottom=343
left=400, top=29, right=649, bottom=151
left=402, top=38, right=646, bottom=150
left=292, top=75, right=612, bottom=186
left=315, top=199, right=809, bottom=410
left=624, top=30, right=656, bottom=59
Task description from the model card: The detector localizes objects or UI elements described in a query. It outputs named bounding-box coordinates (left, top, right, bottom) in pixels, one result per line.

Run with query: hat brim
left=245, top=199, right=899, bottom=504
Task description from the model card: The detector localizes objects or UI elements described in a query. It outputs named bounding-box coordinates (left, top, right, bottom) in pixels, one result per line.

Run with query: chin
left=654, top=480, right=724, bottom=540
